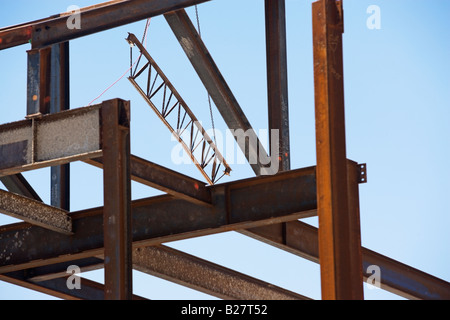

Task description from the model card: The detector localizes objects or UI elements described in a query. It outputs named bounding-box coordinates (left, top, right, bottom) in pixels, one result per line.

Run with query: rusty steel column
left=312, top=0, right=363, bottom=300
left=101, top=99, right=132, bottom=300
left=265, top=0, right=290, bottom=172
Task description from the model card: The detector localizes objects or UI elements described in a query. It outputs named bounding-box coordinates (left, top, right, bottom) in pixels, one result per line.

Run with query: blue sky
left=0, top=0, right=449, bottom=300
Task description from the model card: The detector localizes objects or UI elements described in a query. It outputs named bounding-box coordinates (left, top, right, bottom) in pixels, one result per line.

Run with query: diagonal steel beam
left=165, top=9, right=273, bottom=176
left=0, top=189, right=72, bottom=235
left=0, top=174, right=42, bottom=202
left=85, top=155, right=212, bottom=206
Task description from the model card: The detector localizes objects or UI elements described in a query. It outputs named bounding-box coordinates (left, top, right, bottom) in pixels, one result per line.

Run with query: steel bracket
left=358, top=163, right=367, bottom=184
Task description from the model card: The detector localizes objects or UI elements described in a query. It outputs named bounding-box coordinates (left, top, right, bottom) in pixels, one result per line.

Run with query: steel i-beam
left=312, top=0, right=363, bottom=300
left=101, top=99, right=133, bottom=300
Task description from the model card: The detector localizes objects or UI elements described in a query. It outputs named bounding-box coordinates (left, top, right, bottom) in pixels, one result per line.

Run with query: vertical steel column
left=265, top=0, right=290, bottom=172
left=50, top=42, right=70, bottom=211
left=312, top=0, right=363, bottom=300
left=264, top=0, right=290, bottom=254
left=101, top=99, right=132, bottom=300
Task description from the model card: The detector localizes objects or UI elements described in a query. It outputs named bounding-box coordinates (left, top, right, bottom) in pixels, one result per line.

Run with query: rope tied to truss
left=88, top=18, right=151, bottom=106
left=195, top=5, right=218, bottom=148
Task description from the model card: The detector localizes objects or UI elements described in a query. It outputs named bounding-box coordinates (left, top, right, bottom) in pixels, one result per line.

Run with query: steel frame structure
left=0, top=0, right=449, bottom=300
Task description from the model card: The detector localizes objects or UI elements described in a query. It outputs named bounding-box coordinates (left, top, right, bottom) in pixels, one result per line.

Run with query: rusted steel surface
left=0, top=0, right=211, bottom=50
left=0, top=167, right=317, bottom=274
left=312, top=0, right=363, bottom=300
left=101, top=99, right=133, bottom=300
left=0, top=189, right=72, bottom=235
left=31, top=0, right=211, bottom=48
left=0, top=26, right=33, bottom=51
left=133, top=245, right=311, bottom=300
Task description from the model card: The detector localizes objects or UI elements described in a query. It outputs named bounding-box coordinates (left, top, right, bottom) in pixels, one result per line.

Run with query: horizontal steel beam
left=0, top=0, right=211, bottom=50
left=0, top=167, right=317, bottom=273
left=0, top=1, right=131, bottom=50
left=0, top=189, right=72, bottom=234
left=133, top=245, right=310, bottom=300
left=0, top=105, right=102, bottom=177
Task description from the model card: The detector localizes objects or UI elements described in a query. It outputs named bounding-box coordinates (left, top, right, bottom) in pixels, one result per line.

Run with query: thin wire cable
left=195, top=5, right=217, bottom=147
left=88, top=19, right=151, bottom=106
